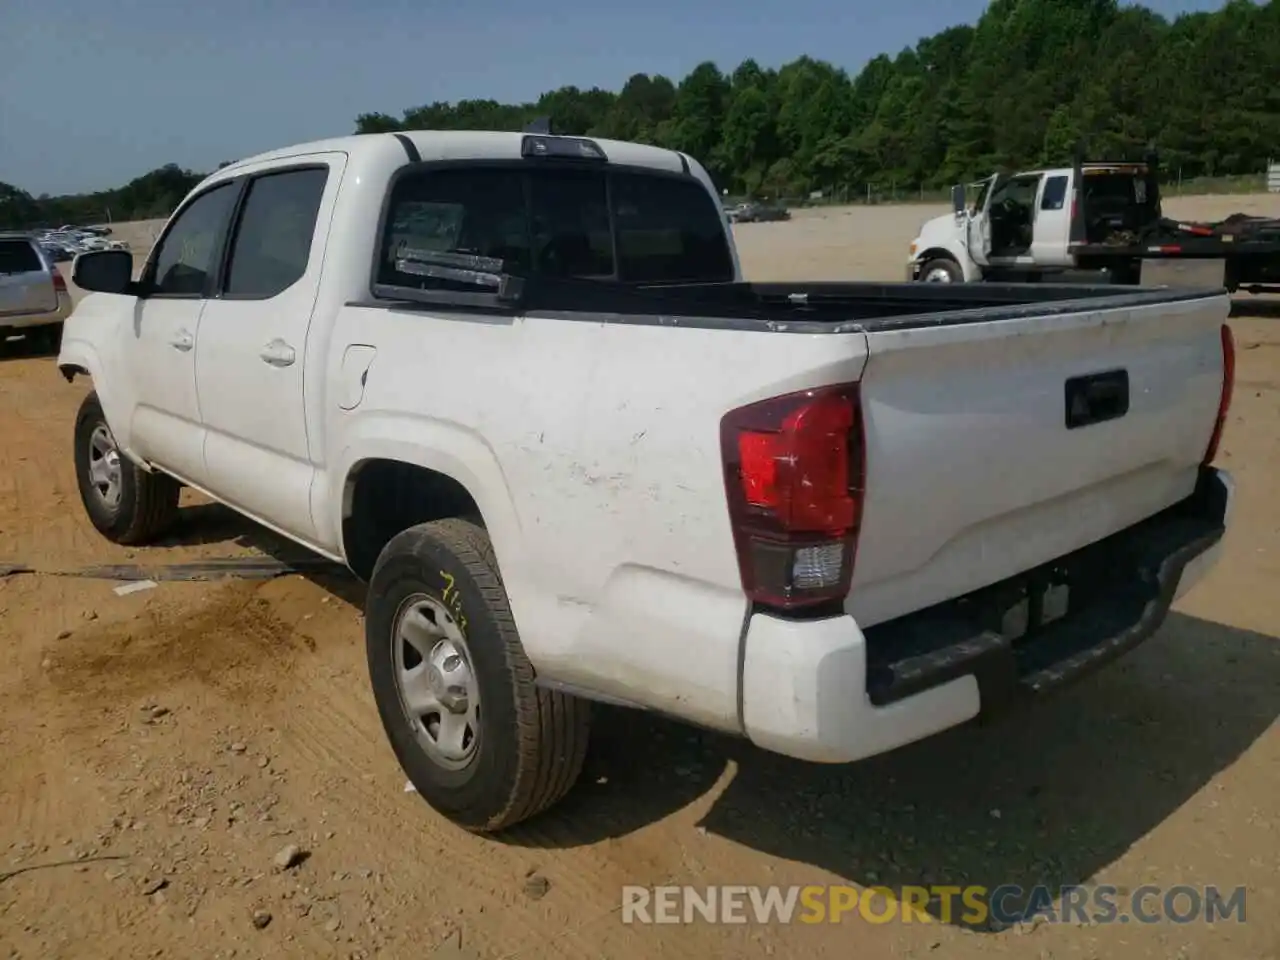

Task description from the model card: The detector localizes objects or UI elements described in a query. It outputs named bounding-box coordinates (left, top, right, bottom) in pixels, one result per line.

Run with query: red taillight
left=721, top=383, right=864, bottom=611
left=51, top=270, right=67, bottom=292
left=1202, top=324, right=1235, bottom=465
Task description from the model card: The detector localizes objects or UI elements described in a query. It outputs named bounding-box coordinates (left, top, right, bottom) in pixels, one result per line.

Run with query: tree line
left=3, top=0, right=1276, bottom=230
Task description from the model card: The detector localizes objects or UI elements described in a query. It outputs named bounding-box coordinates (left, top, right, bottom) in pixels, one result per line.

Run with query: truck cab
left=908, top=162, right=1159, bottom=282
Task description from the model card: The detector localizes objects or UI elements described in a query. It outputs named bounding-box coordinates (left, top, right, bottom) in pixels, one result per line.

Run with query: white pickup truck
left=907, top=155, right=1280, bottom=291
left=60, top=130, right=1236, bottom=832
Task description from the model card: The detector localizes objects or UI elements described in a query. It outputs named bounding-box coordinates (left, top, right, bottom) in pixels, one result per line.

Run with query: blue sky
left=1, top=0, right=1225, bottom=196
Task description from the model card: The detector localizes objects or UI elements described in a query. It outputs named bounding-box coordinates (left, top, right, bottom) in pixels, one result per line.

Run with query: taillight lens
left=51, top=270, right=67, bottom=292
left=1202, top=323, right=1235, bottom=464
left=721, top=383, right=865, bottom=612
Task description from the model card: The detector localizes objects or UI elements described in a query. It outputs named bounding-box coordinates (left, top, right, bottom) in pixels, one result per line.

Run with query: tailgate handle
left=1065, top=369, right=1129, bottom=429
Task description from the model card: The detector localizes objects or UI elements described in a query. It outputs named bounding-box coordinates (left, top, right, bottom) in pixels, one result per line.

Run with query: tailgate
left=0, top=240, right=57, bottom=317
left=849, top=291, right=1229, bottom=628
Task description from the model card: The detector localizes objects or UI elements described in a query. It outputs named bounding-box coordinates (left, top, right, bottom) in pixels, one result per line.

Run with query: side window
left=224, top=167, right=329, bottom=299
left=528, top=169, right=613, bottom=279
left=1040, top=176, right=1068, bottom=211
left=610, top=173, right=734, bottom=282
left=149, top=182, right=238, bottom=296
left=377, top=169, right=529, bottom=292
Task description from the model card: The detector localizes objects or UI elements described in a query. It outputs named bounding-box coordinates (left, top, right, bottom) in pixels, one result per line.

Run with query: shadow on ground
left=158, top=501, right=363, bottom=606
left=1231, top=296, right=1280, bottom=319
left=163, top=501, right=1280, bottom=931
left=0, top=332, right=60, bottom=361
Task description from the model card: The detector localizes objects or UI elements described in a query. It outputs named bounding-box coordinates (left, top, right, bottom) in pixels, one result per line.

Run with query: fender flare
left=56, top=340, right=139, bottom=460
left=328, top=411, right=527, bottom=583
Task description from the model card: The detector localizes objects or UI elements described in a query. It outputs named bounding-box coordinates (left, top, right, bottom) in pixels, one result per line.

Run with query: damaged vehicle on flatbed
left=909, top=148, right=1280, bottom=292
left=59, top=129, right=1235, bottom=831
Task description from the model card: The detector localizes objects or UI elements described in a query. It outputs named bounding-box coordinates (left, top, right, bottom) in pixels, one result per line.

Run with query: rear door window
left=223, top=167, right=329, bottom=299
left=0, top=239, right=43, bottom=274
left=1040, top=176, right=1068, bottom=211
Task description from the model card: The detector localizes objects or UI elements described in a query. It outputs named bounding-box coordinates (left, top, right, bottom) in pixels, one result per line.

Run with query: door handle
left=259, top=339, right=296, bottom=367
left=169, top=330, right=194, bottom=352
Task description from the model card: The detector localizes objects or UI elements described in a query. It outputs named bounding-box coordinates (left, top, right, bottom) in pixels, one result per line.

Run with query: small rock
left=105, top=867, right=126, bottom=881
left=192, top=817, right=210, bottom=830
left=251, top=909, right=272, bottom=930
left=151, top=890, right=167, bottom=906
left=324, top=917, right=342, bottom=933
left=257, top=756, right=270, bottom=769
left=84, top=610, right=98, bottom=621
left=140, top=877, right=168, bottom=896
left=523, top=874, right=551, bottom=900
left=41, top=658, right=53, bottom=670
left=56, top=629, right=71, bottom=640
left=150, top=706, right=170, bottom=720
left=273, top=844, right=307, bottom=870
left=230, top=743, right=247, bottom=754
left=989, top=808, right=1002, bottom=819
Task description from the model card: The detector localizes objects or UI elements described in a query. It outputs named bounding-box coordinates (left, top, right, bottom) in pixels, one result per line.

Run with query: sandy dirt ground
left=3, top=196, right=1278, bottom=960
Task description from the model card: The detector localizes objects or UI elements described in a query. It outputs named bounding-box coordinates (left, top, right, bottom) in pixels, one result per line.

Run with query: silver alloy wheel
left=924, top=266, right=955, bottom=282
left=87, top=424, right=123, bottom=511
left=392, top=594, right=481, bottom=770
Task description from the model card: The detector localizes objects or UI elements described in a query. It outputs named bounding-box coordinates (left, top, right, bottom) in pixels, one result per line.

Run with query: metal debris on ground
left=113, top=579, right=158, bottom=596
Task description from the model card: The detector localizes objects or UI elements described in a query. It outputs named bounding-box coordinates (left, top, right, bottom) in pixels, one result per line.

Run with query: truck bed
left=369, top=277, right=1221, bottom=333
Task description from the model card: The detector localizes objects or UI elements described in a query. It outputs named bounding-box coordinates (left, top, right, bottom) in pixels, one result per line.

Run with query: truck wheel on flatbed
left=366, top=518, right=590, bottom=832
left=73, top=392, right=180, bottom=544
left=920, top=258, right=963, bottom=283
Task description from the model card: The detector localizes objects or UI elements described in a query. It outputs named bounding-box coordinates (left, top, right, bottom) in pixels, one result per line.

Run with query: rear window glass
left=0, top=240, right=43, bottom=274
left=529, top=168, right=614, bottom=279
left=1084, top=173, right=1145, bottom=205
left=376, top=164, right=733, bottom=293
left=378, top=169, right=530, bottom=293
left=611, top=172, right=734, bottom=282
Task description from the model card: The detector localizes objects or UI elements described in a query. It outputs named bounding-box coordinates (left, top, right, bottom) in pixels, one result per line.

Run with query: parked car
left=0, top=232, right=73, bottom=351
left=727, top=200, right=791, bottom=223
left=60, top=130, right=1234, bottom=832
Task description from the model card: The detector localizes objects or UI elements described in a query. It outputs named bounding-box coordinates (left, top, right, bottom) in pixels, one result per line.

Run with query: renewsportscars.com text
left=621, top=884, right=1248, bottom=927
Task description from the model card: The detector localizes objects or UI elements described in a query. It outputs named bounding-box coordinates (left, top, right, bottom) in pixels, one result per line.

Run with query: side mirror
left=950, top=184, right=966, bottom=215
left=72, top=250, right=134, bottom=295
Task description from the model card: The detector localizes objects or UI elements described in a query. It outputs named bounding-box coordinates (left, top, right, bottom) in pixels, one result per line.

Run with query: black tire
left=366, top=518, right=590, bottom=832
left=73, top=391, right=180, bottom=544
left=37, top=322, right=64, bottom=355
left=919, top=257, right=963, bottom=283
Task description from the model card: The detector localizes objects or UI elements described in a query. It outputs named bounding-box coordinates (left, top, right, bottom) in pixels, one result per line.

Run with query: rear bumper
left=0, top=290, right=73, bottom=330
left=740, top=466, right=1233, bottom=764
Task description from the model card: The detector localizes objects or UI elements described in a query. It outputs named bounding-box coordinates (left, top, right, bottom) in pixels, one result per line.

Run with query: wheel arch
left=332, top=423, right=525, bottom=587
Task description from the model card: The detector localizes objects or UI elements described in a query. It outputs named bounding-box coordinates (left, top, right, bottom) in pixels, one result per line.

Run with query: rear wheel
left=36, top=322, right=64, bottom=355
left=73, top=392, right=180, bottom=544
left=365, top=518, right=590, bottom=832
left=920, top=258, right=963, bottom=283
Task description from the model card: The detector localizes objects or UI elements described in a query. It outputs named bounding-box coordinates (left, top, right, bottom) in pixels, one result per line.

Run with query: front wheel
left=73, top=392, right=180, bottom=544
left=365, top=518, right=590, bottom=832
left=919, top=257, right=963, bottom=283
